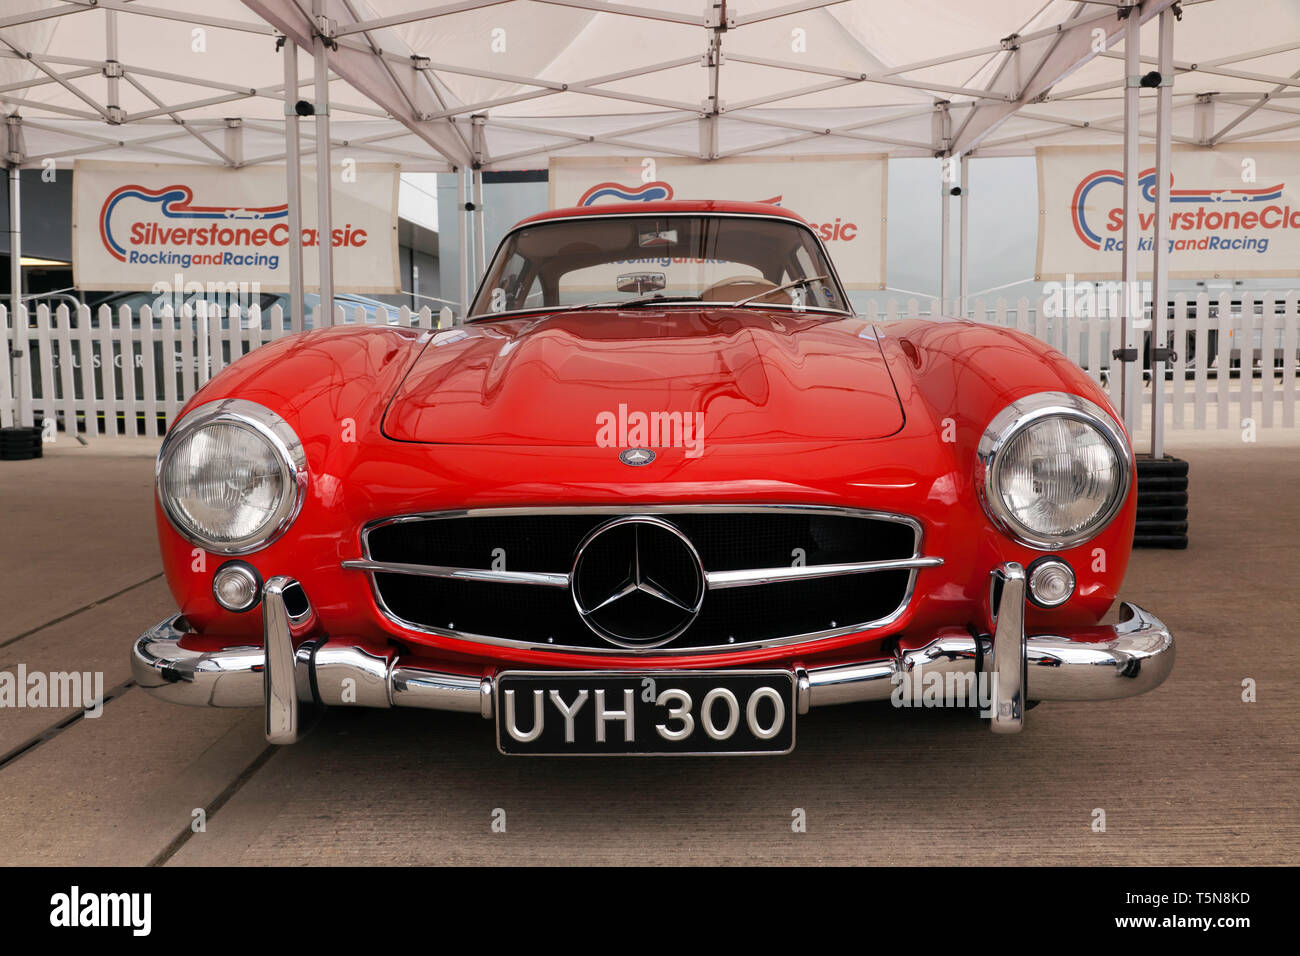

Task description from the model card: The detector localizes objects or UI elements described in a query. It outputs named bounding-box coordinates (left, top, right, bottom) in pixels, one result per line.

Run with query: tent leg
left=472, top=167, right=486, bottom=283
left=311, top=2, right=335, bottom=327
left=940, top=161, right=951, bottom=316
left=959, top=153, right=970, bottom=319
left=1119, top=10, right=1142, bottom=435
left=7, top=149, right=26, bottom=427
left=458, top=167, right=470, bottom=320
left=1150, top=8, right=1175, bottom=458
left=283, top=39, right=305, bottom=333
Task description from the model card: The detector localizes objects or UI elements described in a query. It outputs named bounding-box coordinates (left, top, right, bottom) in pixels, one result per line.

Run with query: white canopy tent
left=4, top=0, right=1300, bottom=452
left=6, top=0, right=1300, bottom=168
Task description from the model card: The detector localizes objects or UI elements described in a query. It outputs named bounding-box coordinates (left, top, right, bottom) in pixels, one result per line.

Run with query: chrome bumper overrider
left=130, top=565, right=1174, bottom=744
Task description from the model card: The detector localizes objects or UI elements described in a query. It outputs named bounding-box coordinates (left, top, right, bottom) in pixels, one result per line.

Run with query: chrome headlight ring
left=156, top=398, right=308, bottom=555
left=975, top=391, right=1133, bottom=551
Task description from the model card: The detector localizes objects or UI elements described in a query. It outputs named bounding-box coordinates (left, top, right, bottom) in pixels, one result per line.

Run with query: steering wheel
left=699, top=275, right=785, bottom=303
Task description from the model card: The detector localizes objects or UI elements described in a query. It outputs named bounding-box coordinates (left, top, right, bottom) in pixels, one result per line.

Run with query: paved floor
left=0, top=431, right=1296, bottom=866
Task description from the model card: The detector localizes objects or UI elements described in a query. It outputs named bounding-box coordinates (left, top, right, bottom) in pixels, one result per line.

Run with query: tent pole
left=470, top=113, right=487, bottom=282
left=1119, top=8, right=1142, bottom=434
left=940, top=160, right=951, bottom=315
left=6, top=116, right=24, bottom=427
left=1150, top=7, right=1175, bottom=459
left=959, top=153, right=970, bottom=319
left=472, top=167, right=486, bottom=282
left=458, top=166, right=470, bottom=320
left=311, top=3, right=335, bottom=327
left=282, top=39, right=305, bottom=333
left=7, top=162, right=20, bottom=426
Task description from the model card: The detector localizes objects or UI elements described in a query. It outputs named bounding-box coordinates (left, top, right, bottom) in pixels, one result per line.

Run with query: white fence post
left=160, top=303, right=179, bottom=430
left=1215, top=293, right=1232, bottom=430
left=34, top=305, right=55, bottom=435
left=54, top=304, right=77, bottom=438
left=120, top=304, right=138, bottom=437
left=1284, top=293, right=1297, bottom=429
left=1260, top=292, right=1276, bottom=429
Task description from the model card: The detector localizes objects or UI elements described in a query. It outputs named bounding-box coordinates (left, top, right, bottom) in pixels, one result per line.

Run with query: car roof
left=516, top=199, right=808, bottom=227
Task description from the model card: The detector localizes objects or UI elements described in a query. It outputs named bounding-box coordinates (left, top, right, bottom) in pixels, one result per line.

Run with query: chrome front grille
left=344, top=505, right=941, bottom=655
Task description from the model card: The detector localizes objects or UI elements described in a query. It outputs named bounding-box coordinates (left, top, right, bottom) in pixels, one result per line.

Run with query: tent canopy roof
left=2, top=0, right=1298, bottom=169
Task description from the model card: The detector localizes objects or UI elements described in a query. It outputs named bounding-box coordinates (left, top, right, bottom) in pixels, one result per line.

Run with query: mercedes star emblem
left=571, top=515, right=705, bottom=648
left=619, top=447, right=656, bottom=466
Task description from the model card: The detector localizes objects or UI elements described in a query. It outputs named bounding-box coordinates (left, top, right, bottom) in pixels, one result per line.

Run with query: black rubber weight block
left=1135, top=455, right=1190, bottom=478
left=1136, top=520, right=1189, bottom=535
left=1136, top=490, right=1188, bottom=507
left=1136, top=506, right=1189, bottom=521
left=1134, top=534, right=1189, bottom=550
left=1135, top=475, right=1189, bottom=492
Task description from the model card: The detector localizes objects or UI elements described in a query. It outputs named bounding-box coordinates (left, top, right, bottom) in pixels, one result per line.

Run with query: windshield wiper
left=727, top=275, right=830, bottom=308
left=466, top=295, right=702, bottom=321
left=562, top=294, right=705, bottom=311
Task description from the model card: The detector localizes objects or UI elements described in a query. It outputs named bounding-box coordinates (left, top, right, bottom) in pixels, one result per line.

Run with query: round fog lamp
left=212, top=562, right=262, bottom=612
left=1027, top=558, right=1075, bottom=608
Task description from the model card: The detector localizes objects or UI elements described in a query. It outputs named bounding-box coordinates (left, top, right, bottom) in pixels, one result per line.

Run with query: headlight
left=157, top=399, right=307, bottom=554
left=976, top=392, right=1131, bottom=550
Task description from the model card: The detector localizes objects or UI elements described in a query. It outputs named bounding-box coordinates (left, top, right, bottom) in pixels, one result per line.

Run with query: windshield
left=468, top=213, right=850, bottom=319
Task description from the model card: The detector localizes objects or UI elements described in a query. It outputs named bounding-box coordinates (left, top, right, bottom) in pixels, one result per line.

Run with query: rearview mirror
left=616, top=272, right=666, bottom=294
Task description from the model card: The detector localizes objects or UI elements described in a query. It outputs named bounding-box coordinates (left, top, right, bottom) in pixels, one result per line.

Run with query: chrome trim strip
left=341, top=559, right=570, bottom=588
left=314, top=643, right=394, bottom=709
left=975, top=391, right=1134, bottom=552
left=341, top=555, right=944, bottom=593
left=351, top=504, right=932, bottom=656
left=706, top=556, right=943, bottom=589
left=390, top=666, right=485, bottom=714
left=360, top=502, right=923, bottom=526
left=155, top=398, right=309, bottom=556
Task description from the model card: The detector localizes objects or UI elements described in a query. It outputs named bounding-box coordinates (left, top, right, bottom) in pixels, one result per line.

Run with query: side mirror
left=616, top=272, right=667, bottom=294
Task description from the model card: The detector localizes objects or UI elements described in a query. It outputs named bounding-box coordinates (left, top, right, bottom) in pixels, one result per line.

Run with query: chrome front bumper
left=131, top=568, right=1175, bottom=744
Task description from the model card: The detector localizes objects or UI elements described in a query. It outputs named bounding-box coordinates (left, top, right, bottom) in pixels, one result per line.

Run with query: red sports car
left=132, top=200, right=1174, bottom=755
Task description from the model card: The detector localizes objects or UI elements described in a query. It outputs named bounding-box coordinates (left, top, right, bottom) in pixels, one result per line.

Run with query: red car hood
left=382, top=308, right=905, bottom=446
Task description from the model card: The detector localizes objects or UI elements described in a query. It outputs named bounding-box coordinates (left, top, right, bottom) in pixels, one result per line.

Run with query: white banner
left=549, top=155, right=887, bottom=289
left=72, top=160, right=400, bottom=293
left=1036, top=142, right=1300, bottom=280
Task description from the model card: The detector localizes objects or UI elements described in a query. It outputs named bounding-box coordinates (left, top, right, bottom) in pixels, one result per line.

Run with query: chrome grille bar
left=340, top=559, right=569, bottom=587
left=704, top=556, right=943, bottom=589
left=343, top=555, right=944, bottom=589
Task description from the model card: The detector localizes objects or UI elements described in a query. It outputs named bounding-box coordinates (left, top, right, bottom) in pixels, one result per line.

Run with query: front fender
left=877, top=318, right=1136, bottom=631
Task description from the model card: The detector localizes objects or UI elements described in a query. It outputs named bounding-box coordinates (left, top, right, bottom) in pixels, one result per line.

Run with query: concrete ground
left=0, top=429, right=1296, bottom=866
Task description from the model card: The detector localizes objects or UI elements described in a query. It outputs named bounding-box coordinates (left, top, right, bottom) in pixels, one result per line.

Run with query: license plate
left=495, top=670, right=796, bottom=756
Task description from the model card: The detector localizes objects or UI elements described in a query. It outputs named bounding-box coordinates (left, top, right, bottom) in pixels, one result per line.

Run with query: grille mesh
left=366, top=510, right=918, bottom=651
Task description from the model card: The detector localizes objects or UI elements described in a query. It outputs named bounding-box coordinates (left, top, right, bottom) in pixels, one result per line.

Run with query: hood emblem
left=619, top=447, right=656, bottom=466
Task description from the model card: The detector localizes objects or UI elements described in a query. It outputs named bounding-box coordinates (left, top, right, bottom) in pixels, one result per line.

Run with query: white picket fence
left=868, top=291, right=1298, bottom=431
left=0, top=302, right=442, bottom=438
left=1, top=293, right=1296, bottom=439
